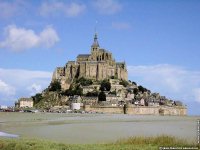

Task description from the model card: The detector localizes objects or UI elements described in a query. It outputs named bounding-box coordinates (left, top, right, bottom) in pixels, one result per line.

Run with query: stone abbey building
left=52, top=33, right=128, bottom=90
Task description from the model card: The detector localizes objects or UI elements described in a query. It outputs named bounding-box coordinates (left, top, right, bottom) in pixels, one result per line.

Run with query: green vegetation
left=138, top=85, right=148, bottom=93
left=133, top=88, right=139, bottom=95
left=100, top=80, right=111, bottom=91
left=109, top=90, right=116, bottom=95
left=32, top=93, right=43, bottom=105
left=132, top=81, right=137, bottom=85
left=110, top=75, right=118, bottom=79
left=63, top=85, right=83, bottom=96
left=75, top=77, right=93, bottom=86
left=98, top=91, right=106, bottom=101
left=86, top=91, right=99, bottom=96
left=119, top=80, right=129, bottom=87
left=0, top=135, right=198, bottom=150
left=49, top=80, right=61, bottom=92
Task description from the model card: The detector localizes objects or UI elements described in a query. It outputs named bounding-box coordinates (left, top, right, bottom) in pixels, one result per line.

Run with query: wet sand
left=0, top=112, right=199, bottom=144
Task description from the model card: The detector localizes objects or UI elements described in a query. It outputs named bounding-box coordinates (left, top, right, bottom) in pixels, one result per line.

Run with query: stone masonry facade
left=52, top=33, right=128, bottom=90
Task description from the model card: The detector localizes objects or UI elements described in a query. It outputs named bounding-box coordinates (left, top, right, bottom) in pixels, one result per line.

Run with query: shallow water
left=0, top=131, right=18, bottom=138
left=0, top=112, right=199, bottom=144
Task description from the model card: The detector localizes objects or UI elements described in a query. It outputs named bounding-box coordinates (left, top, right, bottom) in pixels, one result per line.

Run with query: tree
left=138, top=85, right=148, bottom=93
left=100, top=80, right=111, bottom=91
left=75, top=85, right=83, bottom=96
left=133, top=88, right=139, bottom=95
left=132, top=81, right=137, bottom=85
left=63, top=85, right=83, bottom=96
left=86, top=91, right=99, bottom=96
left=76, top=77, right=93, bottom=86
left=32, top=93, right=43, bottom=105
left=119, top=80, right=129, bottom=87
left=49, top=80, right=61, bottom=91
left=98, top=91, right=106, bottom=101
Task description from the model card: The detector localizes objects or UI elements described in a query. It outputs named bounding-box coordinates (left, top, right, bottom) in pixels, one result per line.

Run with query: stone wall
left=84, top=105, right=187, bottom=116
left=84, top=105, right=124, bottom=114
left=126, top=105, right=187, bottom=116
left=126, top=106, right=160, bottom=115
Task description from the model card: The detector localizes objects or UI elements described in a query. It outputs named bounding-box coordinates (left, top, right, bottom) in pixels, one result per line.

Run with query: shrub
left=119, top=80, right=129, bottom=87
left=76, top=77, right=93, bottom=86
left=98, top=91, right=106, bottom=101
left=32, top=93, right=43, bottom=105
left=63, top=85, right=83, bottom=96
left=86, top=91, right=99, bottom=96
left=132, top=81, right=137, bottom=85
left=49, top=80, right=61, bottom=91
left=133, top=88, right=139, bottom=95
left=109, top=91, right=117, bottom=95
left=138, top=85, right=148, bottom=93
left=100, top=80, right=111, bottom=91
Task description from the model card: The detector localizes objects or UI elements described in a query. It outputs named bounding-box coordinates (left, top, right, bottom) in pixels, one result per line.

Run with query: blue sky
left=0, top=0, right=200, bottom=115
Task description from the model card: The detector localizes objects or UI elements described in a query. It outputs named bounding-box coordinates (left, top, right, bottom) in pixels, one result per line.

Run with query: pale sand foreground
left=0, top=112, right=199, bottom=144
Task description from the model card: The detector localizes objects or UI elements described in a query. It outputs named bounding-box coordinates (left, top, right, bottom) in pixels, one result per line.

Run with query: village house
left=18, top=98, right=33, bottom=108
left=140, top=98, right=145, bottom=106
left=106, top=94, right=118, bottom=101
left=148, top=99, right=160, bottom=107
left=82, top=96, right=98, bottom=105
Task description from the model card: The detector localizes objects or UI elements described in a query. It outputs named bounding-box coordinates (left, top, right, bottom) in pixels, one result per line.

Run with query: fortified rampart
left=84, top=105, right=187, bottom=116
left=84, top=105, right=124, bottom=114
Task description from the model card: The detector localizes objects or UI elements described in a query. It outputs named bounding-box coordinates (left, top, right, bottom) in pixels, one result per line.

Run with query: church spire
left=92, top=32, right=99, bottom=47
left=92, top=20, right=99, bottom=47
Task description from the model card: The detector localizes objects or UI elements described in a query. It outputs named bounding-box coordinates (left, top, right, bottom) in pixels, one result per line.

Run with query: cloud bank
left=0, top=25, right=59, bottom=51
left=0, top=68, right=52, bottom=105
left=128, top=64, right=200, bottom=104
left=0, top=80, right=15, bottom=96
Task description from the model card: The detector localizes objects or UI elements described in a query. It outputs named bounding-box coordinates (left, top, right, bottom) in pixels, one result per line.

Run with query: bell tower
left=91, top=33, right=99, bottom=51
left=91, top=32, right=100, bottom=60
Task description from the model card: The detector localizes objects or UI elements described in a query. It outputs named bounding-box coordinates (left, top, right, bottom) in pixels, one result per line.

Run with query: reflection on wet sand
left=0, top=131, right=18, bottom=138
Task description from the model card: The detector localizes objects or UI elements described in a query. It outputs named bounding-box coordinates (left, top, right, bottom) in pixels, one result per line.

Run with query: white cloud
left=127, top=64, right=200, bottom=104
left=93, top=0, right=122, bottom=15
left=0, top=25, right=59, bottom=51
left=0, top=68, right=52, bottom=105
left=0, top=68, right=52, bottom=84
left=0, top=80, right=15, bottom=96
left=39, top=1, right=86, bottom=17
left=27, top=83, right=42, bottom=96
left=112, top=22, right=131, bottom=30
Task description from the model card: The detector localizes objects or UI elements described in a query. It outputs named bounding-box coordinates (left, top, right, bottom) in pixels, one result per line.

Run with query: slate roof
left=77, top=54, right=90, bottom=58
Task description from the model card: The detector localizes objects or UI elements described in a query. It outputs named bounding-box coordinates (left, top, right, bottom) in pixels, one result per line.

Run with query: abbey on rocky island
left=52, top=33, right=128, bottom=90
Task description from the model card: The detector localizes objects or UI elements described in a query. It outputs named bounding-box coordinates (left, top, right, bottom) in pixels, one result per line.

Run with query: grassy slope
left=0, top=135, right=199, bottom=150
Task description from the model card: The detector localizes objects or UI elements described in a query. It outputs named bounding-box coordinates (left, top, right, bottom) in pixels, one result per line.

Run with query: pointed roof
left=92, top=32, right=99, bottom=47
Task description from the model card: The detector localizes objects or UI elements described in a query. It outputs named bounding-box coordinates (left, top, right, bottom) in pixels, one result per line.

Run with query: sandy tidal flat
left=0, top=112, right=199, bottom=144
